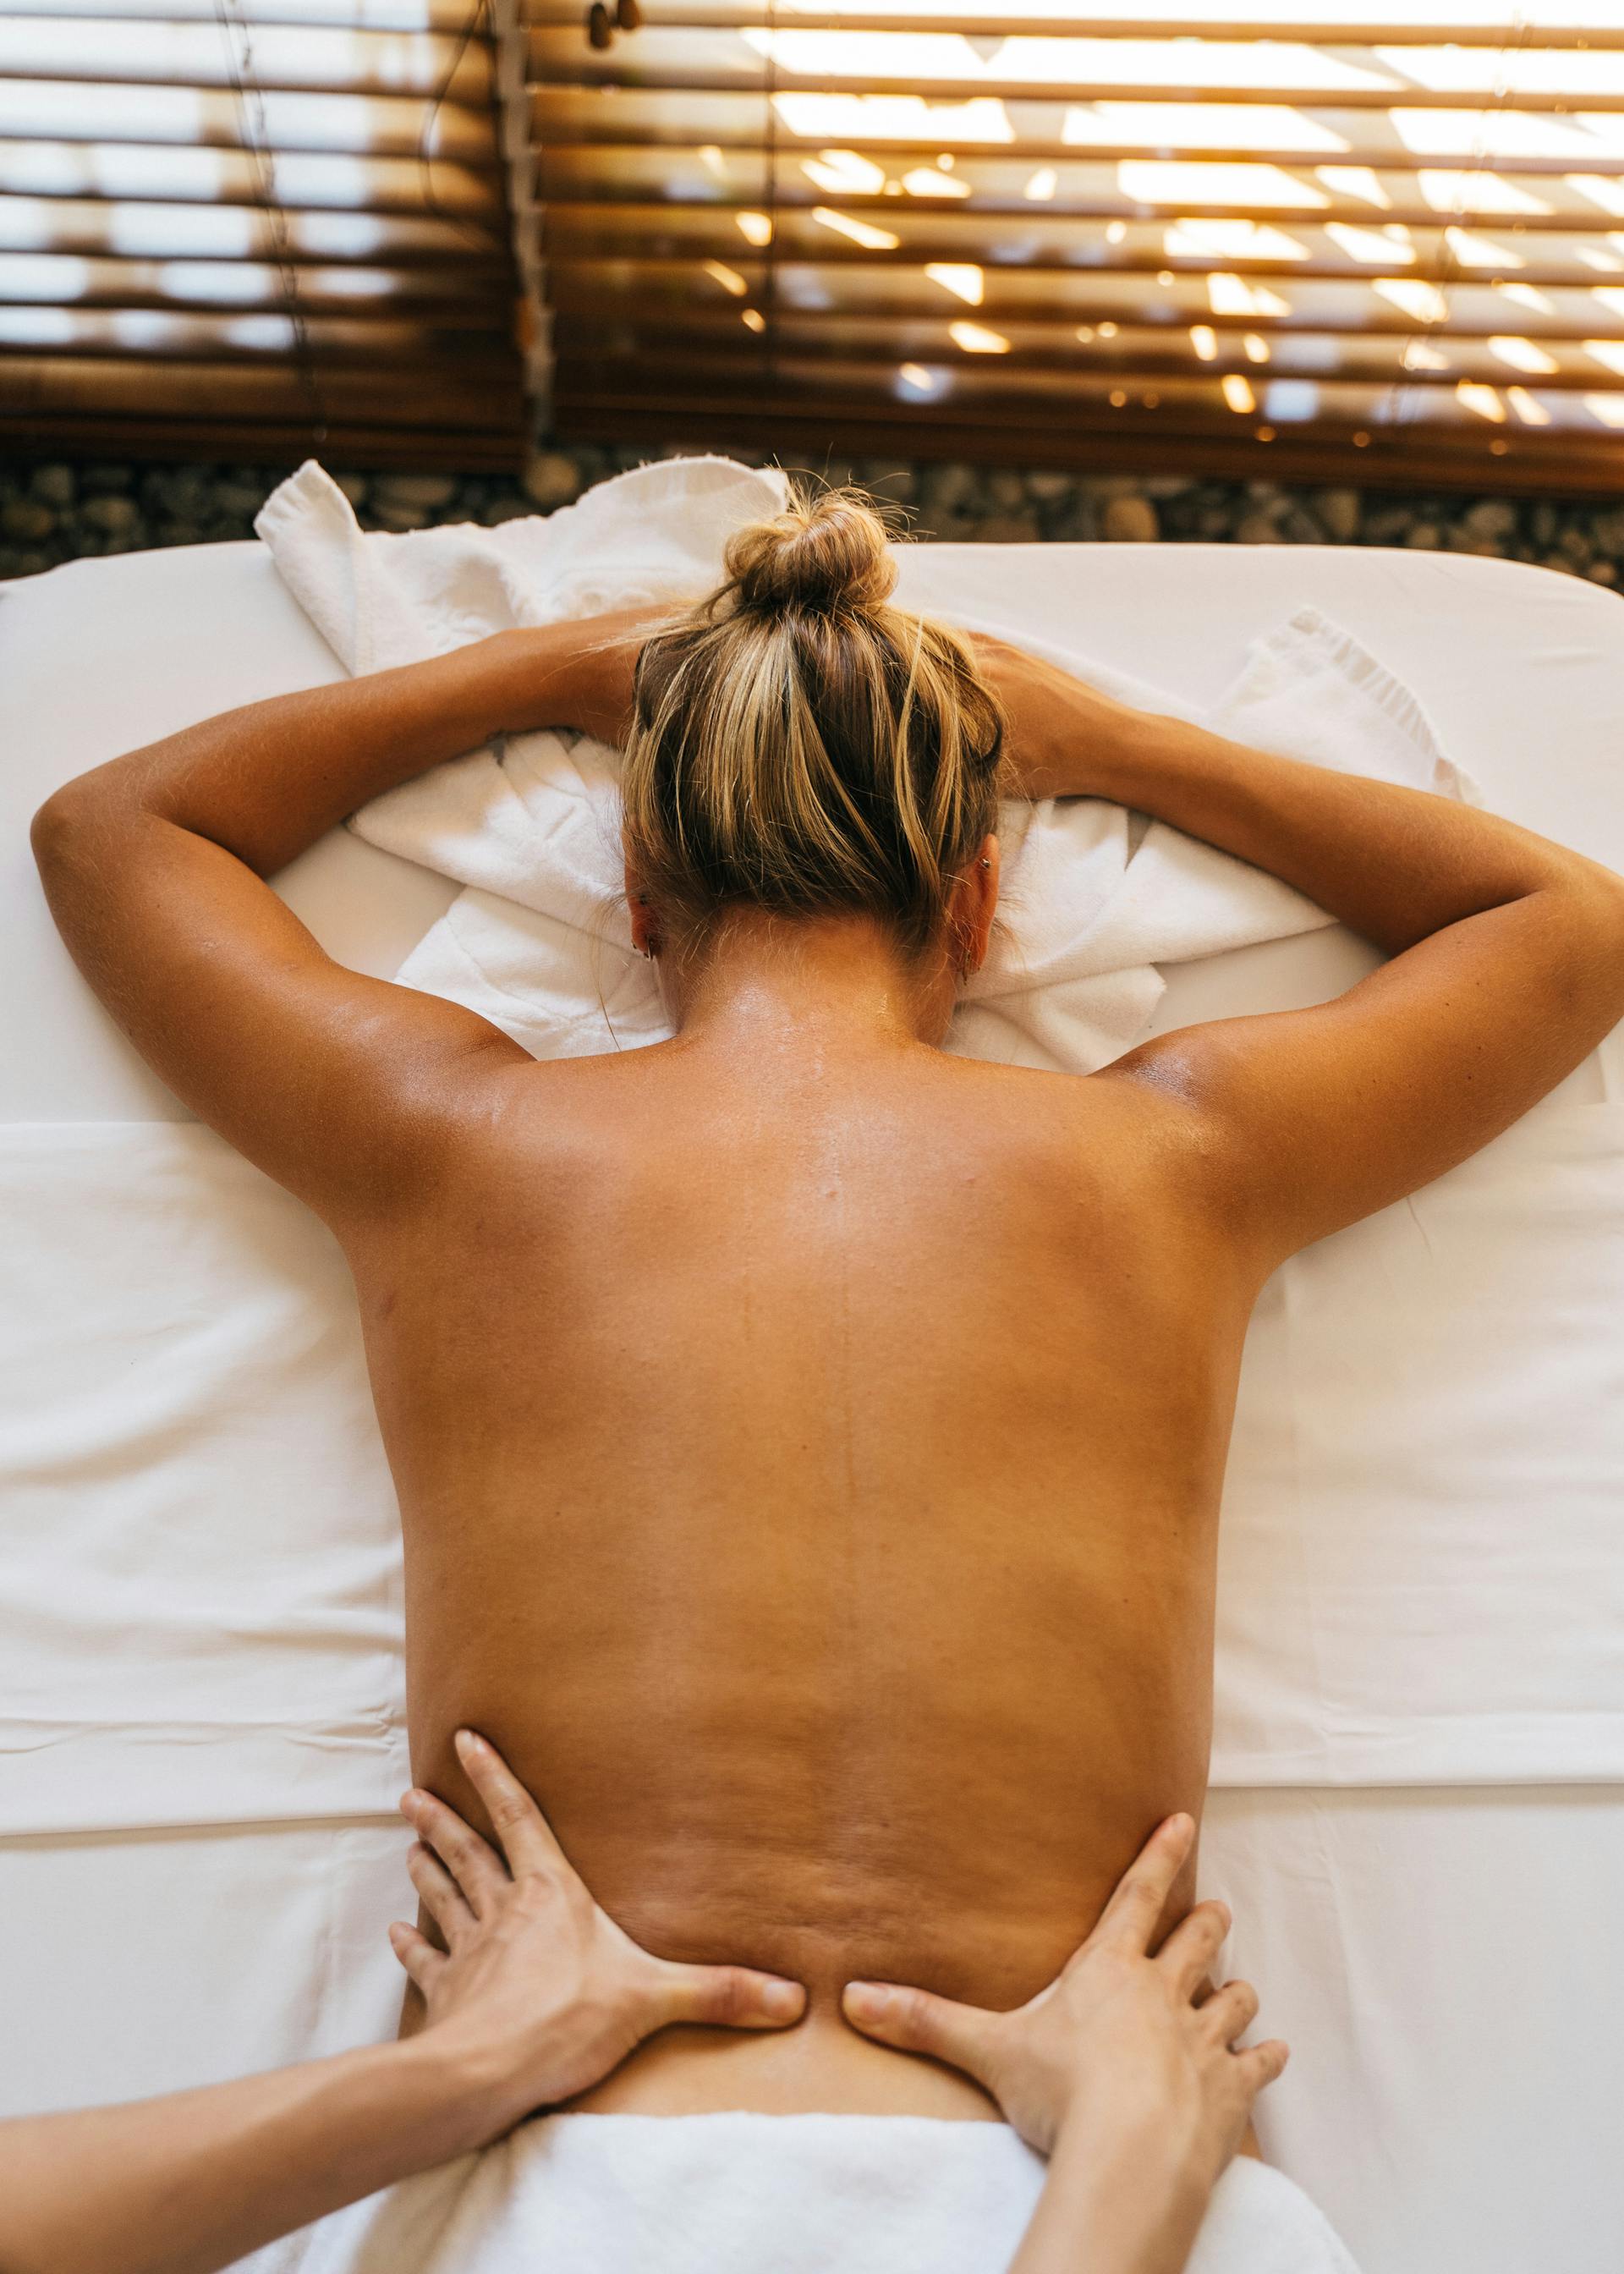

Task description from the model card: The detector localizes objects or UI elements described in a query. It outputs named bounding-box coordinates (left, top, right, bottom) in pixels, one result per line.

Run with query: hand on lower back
left=841, top=1814, right=1285, bottom=2186
left=392, top=1729, right=805, bottom=2139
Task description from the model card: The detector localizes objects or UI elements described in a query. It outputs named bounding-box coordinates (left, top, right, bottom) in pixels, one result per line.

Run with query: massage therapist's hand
left=394, top=1727, right=806, bottom=2135
left=842, top=1815, right=1287, bottom=2274
left=0, top=1734, right=804, bottom=2274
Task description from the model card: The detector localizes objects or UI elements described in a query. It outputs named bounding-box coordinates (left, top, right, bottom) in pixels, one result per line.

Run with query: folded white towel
left=267, top=2113, right=1360, bottom=2274
left=255, top=457, right=1467, bottom=1075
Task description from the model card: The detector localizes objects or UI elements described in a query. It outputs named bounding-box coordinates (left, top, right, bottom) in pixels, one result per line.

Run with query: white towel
left=255, top=456, right=1468, bottom=1074
left=266, top=2112, right=1360, bottom=2274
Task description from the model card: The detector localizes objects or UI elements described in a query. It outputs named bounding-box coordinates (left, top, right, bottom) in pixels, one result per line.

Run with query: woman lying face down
left=30, top=474, right=1624, bottom=2249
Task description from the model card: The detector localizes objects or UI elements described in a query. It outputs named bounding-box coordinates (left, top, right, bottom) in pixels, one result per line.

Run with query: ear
left=952, top=833, right=1000, bottom=980
left=624, top=858, right=661, bottom=958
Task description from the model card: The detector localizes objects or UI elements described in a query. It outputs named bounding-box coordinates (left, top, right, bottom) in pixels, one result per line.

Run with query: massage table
left=3, top=530, right=1623, bottom=2274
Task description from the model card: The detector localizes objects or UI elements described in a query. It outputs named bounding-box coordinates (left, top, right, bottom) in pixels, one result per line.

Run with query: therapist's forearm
left=0, top=2036, right=502, bottom=2274
left=1009, top=2121, right=1207, bottom=2274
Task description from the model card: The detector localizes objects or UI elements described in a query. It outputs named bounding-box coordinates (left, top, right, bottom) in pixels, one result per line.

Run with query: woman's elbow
left=29, top=779, right=131, bottom=911
left=30, top=772, right=136, bottom=882
left=30, top=784, right=89, bottom=879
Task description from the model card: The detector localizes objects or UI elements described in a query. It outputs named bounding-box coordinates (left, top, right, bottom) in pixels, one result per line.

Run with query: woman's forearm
left=0, top=2038, right=500, bottom=2274
left=38, top=623, right=601, bottom=881
left=1006, top=661, right=1619, bottom=957
left=1090, top=706, right=1613, bottom=955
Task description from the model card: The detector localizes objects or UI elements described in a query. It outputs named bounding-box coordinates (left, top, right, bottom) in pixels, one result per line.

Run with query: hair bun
left=725, top=487, right=897, bottom=618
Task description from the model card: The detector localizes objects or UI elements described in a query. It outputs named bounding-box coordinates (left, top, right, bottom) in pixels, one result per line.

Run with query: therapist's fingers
left=387, top=1920, right=446, bottom=1994
left=453, top=1727, right=567, bottom=1881
left=842, top=1980, right=1001, bottom=2086
left=1088, top=1814, right=1195, bottom=1956
left=406, top=1840, right=475, bottom=1949
left=1155, top=1899, right=1232, bottom=1998
left=1236, top=2039, right=1291, bottom=2095
left=1197, top=1979, right=1260, bottom=2048
left=400, top=1786, right=507, bottom=1914
left=648, top=1957, right=807, bottom=2033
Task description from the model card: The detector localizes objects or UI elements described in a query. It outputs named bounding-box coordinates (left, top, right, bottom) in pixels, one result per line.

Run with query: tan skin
left=32, top=609, right=1624, bottom=2127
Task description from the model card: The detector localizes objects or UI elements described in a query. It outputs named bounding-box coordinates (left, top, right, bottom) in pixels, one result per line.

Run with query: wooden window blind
left=0, top=0, right=534, bottom=464
left=528, top=3, right=1624, bottom=490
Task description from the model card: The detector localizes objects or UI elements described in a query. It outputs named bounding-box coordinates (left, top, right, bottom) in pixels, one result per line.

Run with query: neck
left=667, top=911, right=946, bottom=1052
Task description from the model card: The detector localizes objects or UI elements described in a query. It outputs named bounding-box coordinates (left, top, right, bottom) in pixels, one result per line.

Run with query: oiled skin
left=365, top=1025, right=1245, bottom=2115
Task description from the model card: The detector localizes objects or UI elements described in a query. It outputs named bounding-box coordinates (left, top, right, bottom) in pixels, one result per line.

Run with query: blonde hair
left=621, top=482, right=1004, bottom=967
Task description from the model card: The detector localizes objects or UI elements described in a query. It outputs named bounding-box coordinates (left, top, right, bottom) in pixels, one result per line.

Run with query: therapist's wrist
left=1027, top=2113, right=1211, bottom=2274
left=384, top=2029, right=535, bottom=2162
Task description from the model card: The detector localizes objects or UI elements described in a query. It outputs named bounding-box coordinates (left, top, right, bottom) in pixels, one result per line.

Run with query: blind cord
left=213, top=0, right=328, bottom=448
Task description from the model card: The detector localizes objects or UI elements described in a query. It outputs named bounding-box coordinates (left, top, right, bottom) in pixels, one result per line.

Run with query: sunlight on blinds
left=524, top=0, right=1624, bottom=486
left=0, top=0, right=530, bottom=464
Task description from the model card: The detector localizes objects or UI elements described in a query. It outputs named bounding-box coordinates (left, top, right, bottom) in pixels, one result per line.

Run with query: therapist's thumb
left=654, top=1959, right=808, bottom=2032
left=842, top=1979, right=998, bottom=2081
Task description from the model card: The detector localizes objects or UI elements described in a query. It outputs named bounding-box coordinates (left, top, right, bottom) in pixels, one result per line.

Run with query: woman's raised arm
left=977, top=634, right=1624, bottom=1263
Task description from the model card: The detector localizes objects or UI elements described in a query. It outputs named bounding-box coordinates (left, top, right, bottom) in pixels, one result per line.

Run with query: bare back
left=357, top=1036, right=1251, bottom=2115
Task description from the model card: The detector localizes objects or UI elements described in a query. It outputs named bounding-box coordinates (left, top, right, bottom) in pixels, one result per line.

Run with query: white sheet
left=5, top=530, right=1624, bottom=2274
left=0, top=1123, right=406, bottom=1833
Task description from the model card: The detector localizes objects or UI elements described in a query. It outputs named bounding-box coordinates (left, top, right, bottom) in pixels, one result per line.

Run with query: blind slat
left=557, top=343, right=1622, bottom=427
left=524, top=0, right=1624, bottom=38
left=528, top=26, right=1624, bottom=109
left=536, top=148, right=1624, bottom=230
left=551, top=308, right=1624, bottom=379
left=0, top=305, right=513, bottom=358
left=0, top=347, right=522, bottom=421
left=0, top=140, right=500, bottom=211
left=2, top=79, right=496, bottom=154
left=0, top=19, right=491, bottom=96
left=541, top=253, right=1624, bottom=332
left=540, top=206, right=1624, bottom=286
left=0, top=195, right=505, bottom=262
left=3, top=0, right=487, bottom=25
left=0, top=250, right=507, bottom=309
left=529, top=86, right=1624, bottom=170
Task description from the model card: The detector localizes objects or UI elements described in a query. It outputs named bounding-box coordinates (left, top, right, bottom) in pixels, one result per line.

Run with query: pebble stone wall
left=4, top=442, right=1624, bottom=585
